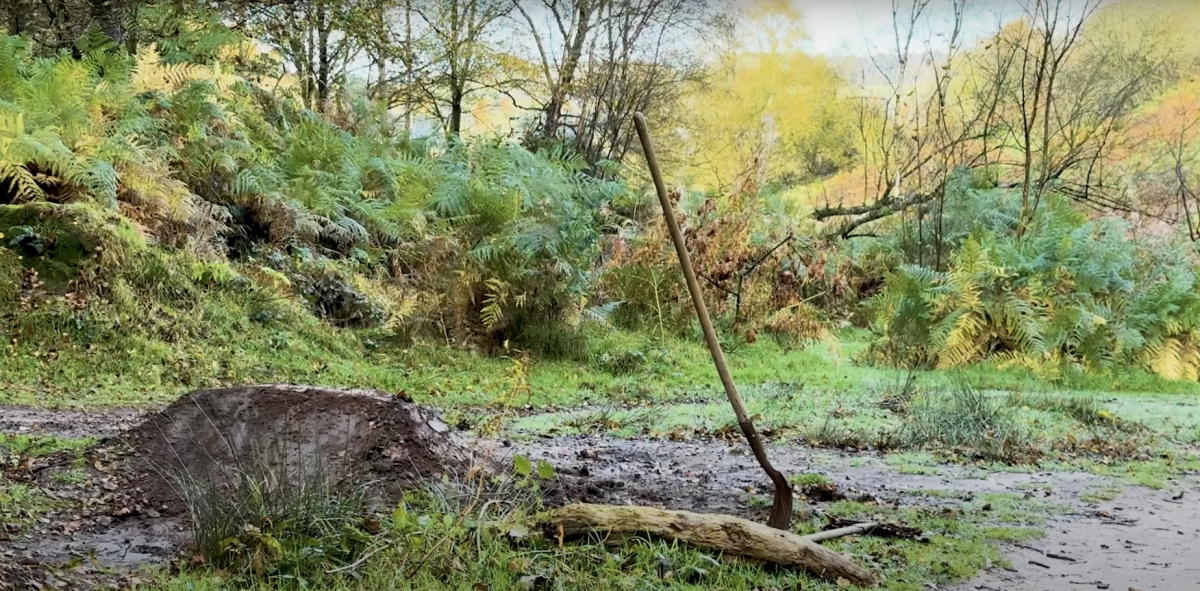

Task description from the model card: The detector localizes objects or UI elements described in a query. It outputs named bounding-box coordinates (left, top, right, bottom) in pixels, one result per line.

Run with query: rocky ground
left=2, top=399, right=1198, bottom=591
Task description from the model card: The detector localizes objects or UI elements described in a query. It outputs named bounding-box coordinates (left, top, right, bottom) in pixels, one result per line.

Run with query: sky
left=795, top=0, right=1027, bottom=56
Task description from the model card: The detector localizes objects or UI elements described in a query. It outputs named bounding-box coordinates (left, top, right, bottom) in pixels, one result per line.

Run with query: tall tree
left=1, top=0, right=120, bottom=51
left=814, top=0, right=1011, bottom=240
left=89, top=0, right=129, bottom=45
left=1001, top=0, right=1103, bottom=229
left=511, top=0, right=605, bottom=140
left=215, top=0, right=386, bottom=112
left=511, top=0, right=730, bottom=166
left=992, top=0, right=1180, bottom=225
left=682, top=2, right=857, bottom=192
left=411, top=0, right=511, bottom=136
left=813, top=0, right=1177, bottom=240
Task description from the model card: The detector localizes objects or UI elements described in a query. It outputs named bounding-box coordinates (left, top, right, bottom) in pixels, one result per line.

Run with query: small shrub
left=585, top=329, right=666, bottom=375
left=510, top=321, right=589, bottom=360
left=190, top=261, right=239, bottom=287
left=799, top=418, right=901, bottom=451
left=592, top=348, right=646, bottom=374
left=1007, top=393, right=1091, bottom=424
left=290, top=264, right=385, bottom=328
left=0, top=247, right=19, bottom=305
left=789, top=473, right=830, bottom=488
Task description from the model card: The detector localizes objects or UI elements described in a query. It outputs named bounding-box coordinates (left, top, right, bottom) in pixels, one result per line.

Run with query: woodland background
left=3, top=0, right=1200, bottom=392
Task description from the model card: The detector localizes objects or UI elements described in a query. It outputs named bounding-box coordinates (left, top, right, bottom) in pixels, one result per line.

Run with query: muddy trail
left=519, top=435, right=1200, bottom=591
left=0, top=406, right=146, bottom=439
left=3, top=404, right=1200, bottom=591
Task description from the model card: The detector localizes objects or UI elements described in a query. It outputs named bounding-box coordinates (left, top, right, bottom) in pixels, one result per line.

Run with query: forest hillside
left=3, top=1, right=1200, bottom=590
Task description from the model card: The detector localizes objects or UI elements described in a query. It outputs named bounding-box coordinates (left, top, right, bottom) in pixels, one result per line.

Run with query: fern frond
left=937, top=311, right=988, bottom=369
left=0, top=162, right=45, bottom=202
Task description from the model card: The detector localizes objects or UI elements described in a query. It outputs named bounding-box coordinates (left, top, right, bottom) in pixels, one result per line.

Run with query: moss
left=0, top=202, right=143, bottom=291
left=0, top=246, right=20, bottom=304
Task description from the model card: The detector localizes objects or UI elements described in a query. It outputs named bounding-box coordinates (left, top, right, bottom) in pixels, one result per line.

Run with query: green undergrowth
left=5, top=305, right=1198, bottom=415
left=2, top=205, right=1198, bottom=416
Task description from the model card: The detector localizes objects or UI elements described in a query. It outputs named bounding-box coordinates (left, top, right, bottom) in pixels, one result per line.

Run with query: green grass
left=147, top=475, right=1051, bottom=591
left=0, top=433, right=96, bottom=458
left=0, top=435, right=95, bottom=530
left=0, top=482, right=60, bottom=529
left=6, top=317, right=1199, bottom=414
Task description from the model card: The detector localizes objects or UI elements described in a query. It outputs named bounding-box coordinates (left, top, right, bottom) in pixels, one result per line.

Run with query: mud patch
left=0, top=438, right=186, bottom=589
left=515, top=435, right=1099, bottom=518
left=513, top=435, right=1200, bottom=591
left=0, top=406, right=145, bottom=438
left=949, top=485, right=1200, bottom=591
left=3, top=406, right=1200, bottom=591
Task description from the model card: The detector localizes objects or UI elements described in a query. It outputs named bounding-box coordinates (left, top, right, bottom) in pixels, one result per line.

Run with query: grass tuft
left=172, top=450, right=374, bottom=584
left=900, top=377, right=1039, bottom=463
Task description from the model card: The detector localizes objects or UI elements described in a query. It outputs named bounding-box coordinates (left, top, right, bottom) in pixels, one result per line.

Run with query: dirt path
left=0, top=406, right=147, bottom=438
left=3, top=407, right=1200, bottom=590
left=512, top=436, right=1200, bottom=591
left=948, top=486, right=1200, bottom=591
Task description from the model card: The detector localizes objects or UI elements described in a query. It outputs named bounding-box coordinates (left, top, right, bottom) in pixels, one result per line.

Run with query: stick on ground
left=547, top=503, right=877, bottom=587
left=801, top=522, right=881, bottom=543
left=632, top=111, right=794, bottom=530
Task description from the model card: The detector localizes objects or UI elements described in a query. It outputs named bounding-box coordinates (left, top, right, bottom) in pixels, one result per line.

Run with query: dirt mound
left=120, top=385, right=484, bottom=515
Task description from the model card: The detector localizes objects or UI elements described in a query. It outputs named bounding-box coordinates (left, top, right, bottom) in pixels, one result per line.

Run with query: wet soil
left=510, top=436, right=1200, bottom=591
left=0, top=436, right=183, bottom=591
left=0, top=406, right=145, bottom=438
left=513, top=435, right=1106, bottom=516
left=947, top=486, right=1200, bottom=591
left=3, top=405, right=1200, bottom=591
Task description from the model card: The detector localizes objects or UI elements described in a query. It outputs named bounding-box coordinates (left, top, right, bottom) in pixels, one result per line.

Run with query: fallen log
left=547, top=504, right=877, bottom=587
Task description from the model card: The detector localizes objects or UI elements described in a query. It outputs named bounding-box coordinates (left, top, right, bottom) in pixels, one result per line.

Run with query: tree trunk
left=316, top=4, right=332, bottom=113
left=449, top=83, right=464, bottom=136
left=403, top=0, right=413, bottom=133
left=543, top=2, right=594, bottom=139
left=546, top=504, right=877, bottom=588
left=5, top=0, right=23, bottom=36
